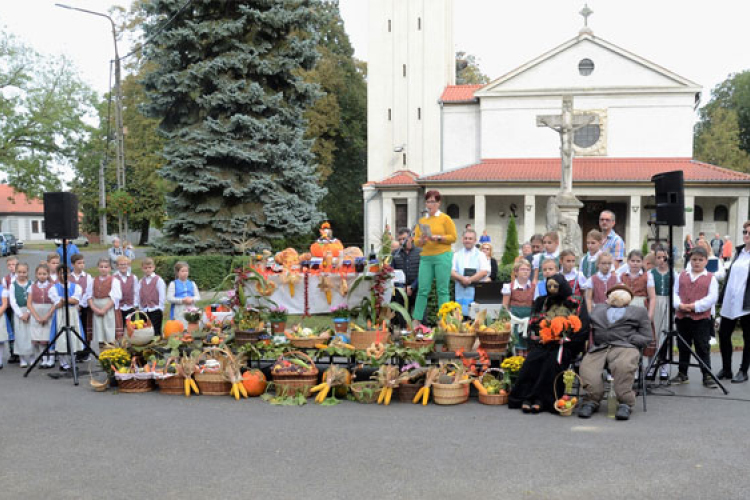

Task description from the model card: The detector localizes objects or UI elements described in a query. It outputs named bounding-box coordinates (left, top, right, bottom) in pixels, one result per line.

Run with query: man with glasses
left=392, top=228, right=421, bottom=324
left=599, top=210, right=625, bottom=270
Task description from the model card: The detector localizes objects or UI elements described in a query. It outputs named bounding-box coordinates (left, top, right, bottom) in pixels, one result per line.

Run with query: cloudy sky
left=2, top=0, right=749, bottom=107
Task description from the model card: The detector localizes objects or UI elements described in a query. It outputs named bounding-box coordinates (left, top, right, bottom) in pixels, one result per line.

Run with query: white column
left=737, top=195, right=749, bottom=240
left=474, top=194, right=486, bottom=234
left=523, top=195, right=536, bottom=242
left=382, top=194, right=394, bottom=236
left=628, top=195, right=641, bottom=252
left=363, top=185, right=381, bottom=253
left=683, top=194, right=695, bottom=249
left=407, top=192, right=419, bottom=230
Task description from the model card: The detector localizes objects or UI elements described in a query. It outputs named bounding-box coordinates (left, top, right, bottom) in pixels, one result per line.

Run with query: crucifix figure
left=536, top=95, right=597, bottom=194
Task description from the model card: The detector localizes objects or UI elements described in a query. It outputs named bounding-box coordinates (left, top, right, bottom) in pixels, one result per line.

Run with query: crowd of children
left=0, top=253, right=196, bottom=371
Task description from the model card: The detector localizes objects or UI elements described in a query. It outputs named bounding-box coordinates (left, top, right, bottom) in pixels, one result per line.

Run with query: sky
left=2, top=0, right=749, bottom=107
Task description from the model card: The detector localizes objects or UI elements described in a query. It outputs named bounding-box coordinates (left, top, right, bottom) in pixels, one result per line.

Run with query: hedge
left=153, top=256, right=241, bottom=290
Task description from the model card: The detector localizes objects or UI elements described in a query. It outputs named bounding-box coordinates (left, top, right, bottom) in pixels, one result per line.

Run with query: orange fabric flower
left=539, top=326, right=554, bottom=343
left=567, top=315, right=582, bottom=332
left=550, top=317, right=567, bottom=335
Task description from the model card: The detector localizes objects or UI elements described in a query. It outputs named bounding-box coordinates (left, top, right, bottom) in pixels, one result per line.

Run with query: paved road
left=1, top=354, right=750, bottom=499
left=0, top=246, right=116, bottom=271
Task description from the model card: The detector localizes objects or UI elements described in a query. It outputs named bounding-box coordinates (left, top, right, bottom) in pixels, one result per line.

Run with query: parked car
left=0, top=235, right=7, bottom=257
left=1, top=233, right=18, bottom=255
left=53, top=236, right=89, bottom=247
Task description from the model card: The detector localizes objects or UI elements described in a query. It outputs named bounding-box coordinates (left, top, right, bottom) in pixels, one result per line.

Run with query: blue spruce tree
left=141, top=0, right=326, bottom=254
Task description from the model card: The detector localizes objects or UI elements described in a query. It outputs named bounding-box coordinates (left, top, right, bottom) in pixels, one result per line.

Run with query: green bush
left=497, top=263, right=514, bottom=284
left=501, top=215, right=520, bottom=266
left=153, top=256, right=234, bottom=290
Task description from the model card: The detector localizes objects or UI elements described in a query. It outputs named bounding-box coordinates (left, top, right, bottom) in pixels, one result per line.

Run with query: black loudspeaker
left=43, top=192, right=79, bottom=240
left=652, top=170, right=685, bottom=226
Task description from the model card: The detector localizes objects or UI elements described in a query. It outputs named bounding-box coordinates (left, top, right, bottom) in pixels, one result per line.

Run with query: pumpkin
left=323, top=367, right=351, bottom=398
left=274, top=248, right=299, bottom=266
left=342, top=247, right=364, bottom=259
left=310, top=239, right=344, bottom=258
left=163, top=320, right=184, bottom=338
left=242, top=369, right=267, bottom=397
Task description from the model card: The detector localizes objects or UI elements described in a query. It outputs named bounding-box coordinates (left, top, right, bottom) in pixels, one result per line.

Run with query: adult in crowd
left=683, top=234, right=694, bottom=267
left=479, top=230, right=491, bottom=244
left=451, top=229, right=490, bottom=313
left=124, top=241, right=136, bottom=273
left=56, top=240, right=80, bottom=271
left=412, top=190, right=457, bottom=328
left=480, top=242, right=498, bottom=281
left=722, top=235, right=734, bottom=263
left=599, top=210, right=625, bottom=269
left=578, top=284, right=652, bottom=421
left=710, top=233, right=724, bottom=259
left=717, top=222, right=750, bottom=383
left=108, top=237, right=125, bottom=269
left=521, top=242, right=533, bottom=264
left=391, top=228, right=421, bottom=322
left=508, top=274, right=590, bottom=413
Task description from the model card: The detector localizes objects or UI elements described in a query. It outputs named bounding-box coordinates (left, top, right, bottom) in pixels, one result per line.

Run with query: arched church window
left=694, top=205, right=704, bottom=222
left=447, top=204, right=460, bottom=219
left=469, top=205, right=475, bottom=219
left=579, top=58, right=595, bottom=76
left=714, top=205, right=728, bottom=222
left=574, top=124, right=600, bottom=148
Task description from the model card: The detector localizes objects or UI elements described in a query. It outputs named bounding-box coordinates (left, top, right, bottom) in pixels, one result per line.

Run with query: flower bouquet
left=330, top=304, right=351, bottom=334
left=183, top=307, right=202, bottom=324
left=539, top=314, right=582, bottom=364
left=500, top=355, right=525, bottom=388
left=98, top=347, right=130, bottom=376
left=267, top=306, right=288, bottom=334
left=438, top=301, right=476, bottom=352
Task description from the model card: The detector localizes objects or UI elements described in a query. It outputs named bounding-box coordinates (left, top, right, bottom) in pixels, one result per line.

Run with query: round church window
left=579, top=58, right=595, bottom=76
left=574, top=124, right=600, bottom=148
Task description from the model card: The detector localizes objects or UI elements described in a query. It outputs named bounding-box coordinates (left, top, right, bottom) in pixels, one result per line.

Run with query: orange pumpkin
left=310, top=239, right=344, bottom=258
left=163, top=320, right=184, bottom=338
left=242, top=369, right=267, bottom=397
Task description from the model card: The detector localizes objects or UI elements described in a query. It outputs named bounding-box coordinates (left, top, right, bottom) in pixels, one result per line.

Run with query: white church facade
left=363, top=0, right=750, bottom=254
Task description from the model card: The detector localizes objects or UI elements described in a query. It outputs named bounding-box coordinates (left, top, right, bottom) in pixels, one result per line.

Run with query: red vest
left=69, top=273, right=89, bottom=294
left=31, top=283, right=52, bottom=304
left=93, top=276, right=113, bottom=300
left=509, top=284, right=534, bottom=307
left=675, top=272, right=713, bottom=321
left=116, top=273, right=136, bottom=306
left=591, top=273, right=618, bottom=305
left=621, top=271, right=648, bottom=298
left=139, top=275, right=161, bottom=309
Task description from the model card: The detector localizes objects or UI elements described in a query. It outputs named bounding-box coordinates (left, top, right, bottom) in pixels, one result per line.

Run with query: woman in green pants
left=412, top=190, right=458, bottom=327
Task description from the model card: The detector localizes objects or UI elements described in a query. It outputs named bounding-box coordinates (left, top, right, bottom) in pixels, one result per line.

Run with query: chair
left=509, top=312, right=530, bottom=356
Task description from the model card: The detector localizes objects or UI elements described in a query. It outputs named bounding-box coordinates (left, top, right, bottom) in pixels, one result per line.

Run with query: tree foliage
left=455, top=51, right=490, bottom=85
left=0, top=30, right=95, bottom=198
left=501, top=215, right=520, bottom=266
left=141, top=0, right=326, bottom=255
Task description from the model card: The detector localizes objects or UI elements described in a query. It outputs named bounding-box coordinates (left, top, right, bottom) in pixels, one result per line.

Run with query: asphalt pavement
left=1, top=353, right=750, bottom=500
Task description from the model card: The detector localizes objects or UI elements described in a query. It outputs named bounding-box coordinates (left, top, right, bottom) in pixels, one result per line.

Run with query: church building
left=363, top=0, right=750, bottom=253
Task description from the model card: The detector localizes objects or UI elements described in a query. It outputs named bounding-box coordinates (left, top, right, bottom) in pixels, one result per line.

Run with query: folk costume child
left=86, top=259, right=122, bottom=354
left=580, top=230, right=604, bottom=279
left=139, top=258, right=166, bottom=337
left=532, top=232, right=560, bottom=283
left=618, top=250, right=656, bottom=321
left=585, top=252, right=619, bottom=312
left=9, top=263, right=33, bottom=367
left=560, top=250, right=588, bottom=302
left=502, top=259, right=534, bottom=354
left=4, top=256, right=18, bottom=364
left=27, top=264, right=56, bottom=368
left=0, top=282, right=9, bottom=369
left=115, top=256, right=139, bottom=326
left=167, top=261, right=200, bottom=329
left=649, top=247, right=675, bottom=379
left=48, top=275, right=84, bottom=372
left=533, top=258, right=559, bottom=300
left=528, top=234, right=544, bottom=267
left=671, top=247, right=720, bottom=388
left=46, top=253, right=61, bottom=284
left=69, top=254, right=92, bottom=348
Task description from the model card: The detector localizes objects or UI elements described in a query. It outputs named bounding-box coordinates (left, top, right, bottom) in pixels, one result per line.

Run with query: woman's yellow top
left=414, top=211, right=457, bottom=256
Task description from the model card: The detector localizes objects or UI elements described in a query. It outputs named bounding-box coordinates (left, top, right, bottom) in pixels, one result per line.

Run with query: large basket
left=397, top=381, right=423, bottom=403
left=402, top=338, right=435, bottom=351
left=350, top=330, right=390, bottom=350
left=115, top=359, right=155, bottom=393
left=157, top=374, right=186, bottom=395
left=477, top=368, right=509, bottom=405
left=477, top=329, right=511, bottom=353
left=444, top=333, right=476, bottom=352
left=126, top=310, right=156, bottom=346
left=194, top=349, right=232, bottom=395
left=271, top=351, right=319, bottom=398
left=350, top=381, right=382, bottom=404
left=432, top=382, right=469, bottom=405
left=234, top=330, right=263, bottom=347
left=289, top=337, right=325, bottom=349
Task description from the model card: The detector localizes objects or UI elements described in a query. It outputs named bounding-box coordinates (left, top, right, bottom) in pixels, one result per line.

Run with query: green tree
left=303, top=1, right=367, bottom=245
left=695, top=107, right=750, bottom=173
left=501, top=215, right=520, bottom=266
left=141, top=0, right=326, bottom=255
left=455, top=51, right=490, bottom=85
left=0, top=30, right=96, bottom=198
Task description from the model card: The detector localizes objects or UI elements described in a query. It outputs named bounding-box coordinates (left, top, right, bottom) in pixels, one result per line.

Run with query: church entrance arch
left=578, top=200, right=627, bottom=249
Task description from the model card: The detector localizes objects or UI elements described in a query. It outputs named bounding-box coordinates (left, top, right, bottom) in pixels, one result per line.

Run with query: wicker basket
left=115, top=359, right=155, bottom=393
left=289, top=337, right=325, bottom=349
left=271, top=351, right=319, bottom=398
left=477, top=368, right=509, bottom=405
left=126, top=310, right=156, bottom=346
left=397, top=381, right=423, bottom=402
left=477, top=329, right=511, bottom=353
left=195, top=371, right=232, bottom=395
left=350, top=381, right=382, bottom=404
left=234, top=329, right=263, bottom=347
left=444, top=333, right=476, bottom=352
left=432, top=382, right=469, bottom=405
left=157, top=374, right=186, bottom=395
left=553, top=370, right=581, bottom=416
left=402, top=338, right=435, bottom=350
left=350, top=330, right=390, bottom=350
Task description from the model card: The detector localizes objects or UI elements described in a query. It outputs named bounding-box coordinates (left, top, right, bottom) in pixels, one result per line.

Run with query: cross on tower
left=580, top=4, right=593, bottom=27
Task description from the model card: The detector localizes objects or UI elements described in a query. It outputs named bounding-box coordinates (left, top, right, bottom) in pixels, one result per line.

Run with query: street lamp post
left=56, top=3, right=127, bottom=241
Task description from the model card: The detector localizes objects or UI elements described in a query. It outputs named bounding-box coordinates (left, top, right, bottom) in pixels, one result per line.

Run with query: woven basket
left=397, top=381, right=423, bottom=402
left=432, top=382, right=469, bottom=405
left=477, top=368, right=509, bottom=405
left=444, top=333, right=476, bottom=352
left=234, top=330, right=263, bottom=347
left=553, top=370, right=581, bottom=416
left=271, top=351, right=319, bottom=398
left=477, top=329, right=511, bottom=353
left=350, top=330, right=390, bottom=350
left=157, top=374, right=186, bottom=395
left=289, top=337, right=325, bottom=349
left=402, top=338, right=435, bottom=350
left=118, top=377, right=155, bottom=393
left=195, top=371, right=232, bottom=396
left=350, top=381, right=382, bottom=404
left=126, top=310, right=156, bottom=346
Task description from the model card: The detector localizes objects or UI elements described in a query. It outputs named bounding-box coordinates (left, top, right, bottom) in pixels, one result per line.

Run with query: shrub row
left=153, top=256, right=254, bottom=290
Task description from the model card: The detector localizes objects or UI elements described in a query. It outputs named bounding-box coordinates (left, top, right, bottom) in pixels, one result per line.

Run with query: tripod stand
left=24, top=239, right=97, bottom=385
left=645, top=224, right=728, bottom=394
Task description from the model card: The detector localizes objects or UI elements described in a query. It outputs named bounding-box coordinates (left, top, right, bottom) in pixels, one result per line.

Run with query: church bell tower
left=367, top=0, right=455, bottom=182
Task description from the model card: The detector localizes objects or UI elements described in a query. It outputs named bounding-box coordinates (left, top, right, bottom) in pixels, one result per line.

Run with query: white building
left=0, top=184, right=48, bottom=242
left=364, top=2, right=750, bottom=253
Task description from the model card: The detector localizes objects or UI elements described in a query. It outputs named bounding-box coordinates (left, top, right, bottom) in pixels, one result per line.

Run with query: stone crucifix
left=536, top=95, right=597, bottom=194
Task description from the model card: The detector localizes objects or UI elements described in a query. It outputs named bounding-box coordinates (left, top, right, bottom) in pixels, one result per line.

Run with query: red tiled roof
left=0, top=184, right=44, bottom=214
left=375, top=170, right=420, bottom=186
left=440, top=84, right=484, bottom=103
left=420, top=158, right=750, bottom=183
